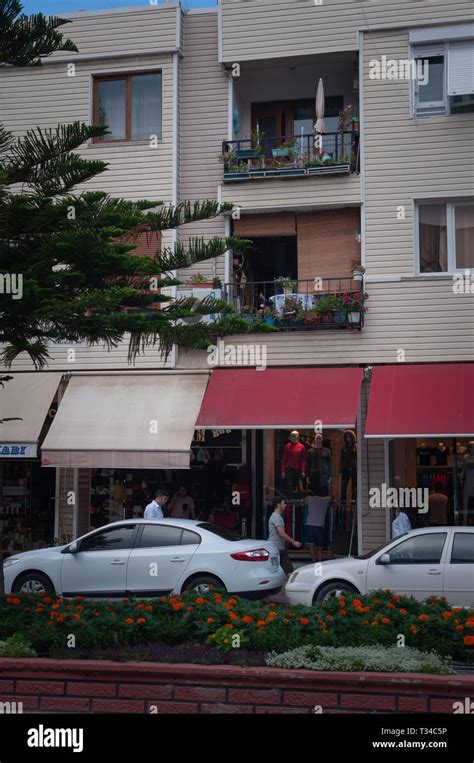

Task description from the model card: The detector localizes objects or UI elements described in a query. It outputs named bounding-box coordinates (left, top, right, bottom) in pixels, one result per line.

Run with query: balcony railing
left=225, top=277, right=366, bottom=331
left=221, top=132, right=359, bottom=182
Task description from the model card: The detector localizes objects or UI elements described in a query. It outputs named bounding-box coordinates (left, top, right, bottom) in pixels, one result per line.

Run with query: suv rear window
left=197, top=523, right=243, bottom=542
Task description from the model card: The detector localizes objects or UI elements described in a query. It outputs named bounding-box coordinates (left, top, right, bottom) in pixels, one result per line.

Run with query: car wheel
left=314, top=580, right=358, bottom=604
left=183, top=575, right=225, bottom=595
left=13, top=572, right=55, bottom=595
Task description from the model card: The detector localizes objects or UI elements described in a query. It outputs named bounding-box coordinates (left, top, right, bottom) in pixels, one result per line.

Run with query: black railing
left=221, top=132, right=359, bottom=177
left=225, top=277, right=366, bottom=331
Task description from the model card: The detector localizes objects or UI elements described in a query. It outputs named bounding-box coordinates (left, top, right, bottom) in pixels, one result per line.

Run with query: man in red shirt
left=281, top=430, right=306, bottom=494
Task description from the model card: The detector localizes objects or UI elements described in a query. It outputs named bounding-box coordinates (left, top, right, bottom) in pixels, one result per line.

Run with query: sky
left=22, top=0, right=216, bottom=15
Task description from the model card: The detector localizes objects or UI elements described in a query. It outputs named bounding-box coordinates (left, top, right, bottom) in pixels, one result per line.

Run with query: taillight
left=231, top=548, right=270, bottom=562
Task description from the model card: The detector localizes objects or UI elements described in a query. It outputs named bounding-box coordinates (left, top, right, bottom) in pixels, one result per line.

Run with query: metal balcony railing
left=225, top=277, right=366, bottom=331
left=221, top=132, right=359, bottom=180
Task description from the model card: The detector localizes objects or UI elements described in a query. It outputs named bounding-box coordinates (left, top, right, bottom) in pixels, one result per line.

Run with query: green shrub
left=0, top=633, right=36, bottom=658
left=266, top=644, right=453, bottom=675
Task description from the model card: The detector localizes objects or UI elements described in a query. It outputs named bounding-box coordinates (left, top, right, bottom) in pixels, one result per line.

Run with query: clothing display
left=307, top=447, right=333, bottom=491
left=340, top=429, right=357, bottom=502
left=434, top=444, right=449, bottom=466
left=417, top=446, right=432, bottom=467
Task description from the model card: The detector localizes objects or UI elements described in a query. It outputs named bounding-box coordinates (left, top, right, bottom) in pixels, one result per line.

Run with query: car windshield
left=197, top=523, right=243, bottom=542
left=355, top=535, right=409, bottom=559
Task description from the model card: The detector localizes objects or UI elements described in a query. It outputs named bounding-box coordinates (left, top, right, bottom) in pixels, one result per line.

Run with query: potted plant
left=352, top=265, right=365, bottom=282
left=338, top=105, right=353, bottom=133
left=340, top=291, right=369, bottom=323
left=188, top=273, right=214, bottom=288
left=303, top=309, right=321, bottom=327
left=275, top=276, right=297, bottom=296
left=212, top=277, right=222, bottom=289
left=257, top=306, right=277, bottom=325
left=241, top=305, right=257, bottom=324
left=315, top=294, right=337, bottom=323
left=333, top=294, right=348, bottom=324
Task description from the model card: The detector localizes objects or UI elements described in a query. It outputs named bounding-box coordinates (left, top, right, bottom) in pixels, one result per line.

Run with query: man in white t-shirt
left=268, top=496, right=301, bottom=577
left=304, top=489, right=332, bottom=562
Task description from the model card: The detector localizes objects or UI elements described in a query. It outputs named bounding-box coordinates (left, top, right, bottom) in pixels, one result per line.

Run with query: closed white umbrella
left=314, top=77, right=326, bottom=154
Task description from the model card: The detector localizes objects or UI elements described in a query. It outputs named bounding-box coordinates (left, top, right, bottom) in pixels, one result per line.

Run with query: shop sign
left=0, top=443, right=37, bottom=458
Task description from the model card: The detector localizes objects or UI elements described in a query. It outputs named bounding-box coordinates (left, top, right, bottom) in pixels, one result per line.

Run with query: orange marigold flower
left=381, top=618, right=390, bottom=624
left=453, top=607, right=461, bottom=612
left=326, top=615, right=333, bottom=621
left=228, top=598, right=237, bottom=605
left=454, top=619, right=460, bottom=625
left=362, top=620, right=369, bottom=625
left=455, top=625, right=464, bottom=631
left=267, top=611, right=278, bottom=619
left=224, top=623, right=233, bottom=629
left=187, top=607, right=194, bottom=611
left=268, top=602, right=276, bottom=608
left=23, top=607, right=30, bottom=613
left=363, top=606, right=371, bottom=613
left=352, top=599, right=362, bottom=608
left=418, top=614, right=429, bottom=621
left=410, top=625, right=418, bottom=634
left=76, top=605, right=84, bottom=611
left=256, top=620, right=266, bottom=627
left=172, top=603, right=184, bottom=611
left=136, top=603, right=145, bottom=610
left=242, top=615, right=253, bottom=624
left=371, top=621, right=379, bottom=627
left=160, top=597, right=167, bottom=603
left=207, top=617, right=215, bottom=624
left=399, top=609, right=408, bottom=615
left=283, top=619, right=289, bottom=624
left=442, top=611, right=452, bottom=619
left=43, top=597, right=52, bottom=603
left=300, top=617, right=309, bottom=625
left=466, top=620, right=474, bottom=628
left=72, top=614, right=81, bottom=620
left=373, top=599, right=381, bottom=605
left=12, top=598, right=21, bottom=606
left=136, top=617, right=146, bottom=624
left=35, top=607, right=44, bottom=613
left=125, top=618, right=134, bottom=624
left=145, top=605, right=153, bottom=613
left=76, top=595, right=84, bottom=601
left=50, top=611, right=59, bottom=618
left=355, top=607, right=365, bottom=614
left=195, top=597, right=206, bottom=605
left=464, top=636, right=474, bottom=646
left=386, top=603, right=395, bottom=609
left=338, top=609, right=346, bottom=616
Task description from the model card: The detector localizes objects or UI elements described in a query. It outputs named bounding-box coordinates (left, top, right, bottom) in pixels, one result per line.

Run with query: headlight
left=2, top=558, right=20, bottom=569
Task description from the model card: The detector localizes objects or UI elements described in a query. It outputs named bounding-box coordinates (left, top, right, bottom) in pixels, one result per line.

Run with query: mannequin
left=461, top=442, right=474, bottom=513
left=340, top=429, right=357, bottom=502
left=456, top=443, right=468, bottom=471
left=417, top=442, right=432, bottom=466
left=434, top=442, right=449, bottom=466
left=307, top=433, right=333, bottom=495
left=281, top=430, right=306, bottom=494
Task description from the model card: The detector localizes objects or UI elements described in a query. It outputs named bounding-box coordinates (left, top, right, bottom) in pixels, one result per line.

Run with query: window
left=418, top=202, right=474, bottom=273
left=80, top=524, right=136, bottom=552
left=197, top=522, right=242, bottom=541
left=413, top=41, right=474, bottom=117
left=386, top=533, right=447, bottom=564
left=181, top=529, right=201, bottom=546
left=138, top=524, right=183, bottom=548
left=93, top=72, right=162, bottom=142
left=451, top=533, right=474, bottom=564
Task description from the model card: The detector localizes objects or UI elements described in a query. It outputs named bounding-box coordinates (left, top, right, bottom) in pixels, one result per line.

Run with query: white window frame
left=415, top=200, right=474, bottom=275
left=412, top=40, right=474, bottom=118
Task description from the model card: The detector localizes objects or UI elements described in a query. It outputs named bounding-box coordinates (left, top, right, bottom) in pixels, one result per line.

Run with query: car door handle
left=170, top=557, right=186, bottom=563
left=428, top=570, right=441, bottom=575
left=110, top=560, right=125, bottom=566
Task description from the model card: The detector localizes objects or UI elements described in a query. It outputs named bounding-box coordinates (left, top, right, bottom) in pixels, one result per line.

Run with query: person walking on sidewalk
left=268, top=496, right=301, bottom=577
left=144, top=489, right=169, bottom=519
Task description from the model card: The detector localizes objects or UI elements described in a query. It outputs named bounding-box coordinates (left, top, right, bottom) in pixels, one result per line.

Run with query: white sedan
left=3, top=519, right=285, bottom=599
left=286, top=526, right=474, bottom=608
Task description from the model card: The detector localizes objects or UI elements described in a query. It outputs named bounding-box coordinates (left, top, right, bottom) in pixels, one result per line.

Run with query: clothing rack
left=263, top=499, right=356, bottom=546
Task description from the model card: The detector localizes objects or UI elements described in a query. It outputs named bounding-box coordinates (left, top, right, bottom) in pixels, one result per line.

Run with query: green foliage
left=0, top=0, right=78, bottom=67
left=0, top=632, right=36, bottom=657
left=1, top=590, right=473, bottom=664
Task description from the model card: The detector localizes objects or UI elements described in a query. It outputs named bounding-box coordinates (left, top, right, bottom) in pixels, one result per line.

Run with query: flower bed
left=0, top=590, right=473, bottom=662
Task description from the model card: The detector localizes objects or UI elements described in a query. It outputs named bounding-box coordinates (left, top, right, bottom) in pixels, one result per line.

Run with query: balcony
left=224, top=277, right=366, bottom=331
left=221, top=132, right=358, bottom=183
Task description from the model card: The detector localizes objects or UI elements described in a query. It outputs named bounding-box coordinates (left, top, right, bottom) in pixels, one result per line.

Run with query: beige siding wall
left=220, top=0, right=474, bottom=62
left=221, top=175, right=361, bottom=211
left=51, top=6, right=179, bottom=59
left=363, top=29, right=474, bottom=276
left=358, top=379, right=387, bottom=554
left=178, top=11, right=228, bottom=284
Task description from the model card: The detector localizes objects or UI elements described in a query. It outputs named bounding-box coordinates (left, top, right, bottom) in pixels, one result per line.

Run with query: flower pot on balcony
left=352, top=272, right=363, bottom=282
left=348, top=311, right=361, bottom=323
left=264, top=317, right=275, bottom=326
left=283, top=286, right=295, bottom=296
left=334, top=310, right=347, bottom=324
left=320, top=311, right=334, bottom=324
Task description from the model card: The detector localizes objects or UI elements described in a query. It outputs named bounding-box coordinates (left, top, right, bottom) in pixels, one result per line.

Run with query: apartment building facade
left=1, top=1, right=473, bottom=567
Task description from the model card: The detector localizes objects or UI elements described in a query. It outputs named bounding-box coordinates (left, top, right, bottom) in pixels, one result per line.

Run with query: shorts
left=305, top=525, right=324, bottom=548
left=279, top=549, right=294, bottom=575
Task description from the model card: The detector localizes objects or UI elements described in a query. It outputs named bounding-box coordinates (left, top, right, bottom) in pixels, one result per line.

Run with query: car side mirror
left=378, top=553, right=391, bottom=565
left=64, top=541, right=79, bottom=554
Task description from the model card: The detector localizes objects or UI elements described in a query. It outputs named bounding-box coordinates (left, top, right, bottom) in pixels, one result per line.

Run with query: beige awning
left=0, top=372, right=62, bottom=457
left=41, top=373, right=209, bottom=469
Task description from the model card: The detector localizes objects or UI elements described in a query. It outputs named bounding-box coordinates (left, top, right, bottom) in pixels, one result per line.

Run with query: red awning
left=365, top=364, right=474, bottom=438
left=196, top=367, right=363, bottom=429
